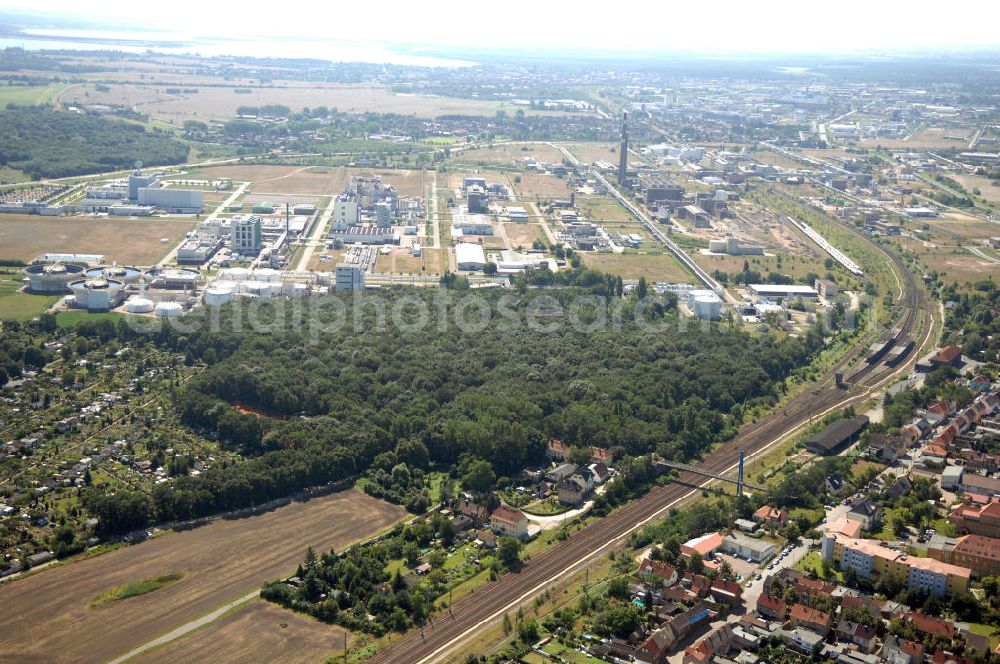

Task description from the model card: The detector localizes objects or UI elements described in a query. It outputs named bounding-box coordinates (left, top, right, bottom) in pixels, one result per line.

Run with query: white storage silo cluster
left=241, top=281, right=272, bottom=298
left=687, top=288, right=723, bottom=321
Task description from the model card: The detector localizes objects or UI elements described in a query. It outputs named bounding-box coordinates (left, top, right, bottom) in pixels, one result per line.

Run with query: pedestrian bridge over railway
left=657, top=459, right=766, bottom=493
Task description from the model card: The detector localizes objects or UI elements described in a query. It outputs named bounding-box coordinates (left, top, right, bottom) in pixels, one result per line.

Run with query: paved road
left=295, top=192, right=338, bottom=271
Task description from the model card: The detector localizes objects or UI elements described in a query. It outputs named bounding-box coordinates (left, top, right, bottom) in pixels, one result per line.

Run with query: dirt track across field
left=0, top=489, right=404, bottom=664
left=133, top=599, right=349, bottom=664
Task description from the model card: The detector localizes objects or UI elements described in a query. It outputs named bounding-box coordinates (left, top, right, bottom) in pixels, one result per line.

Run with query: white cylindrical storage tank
left=687, top=288, right=714, bottom=307
left=24, top=263, right=86, bottom=293
left=282, top=282, right=308, bottom=297
left=154, top=302, right=183, bottom=317
left=204, top=282, right=236, bottom=306
left=64, top=295, right=77, bottom=307
left=85, top=265, right=142, bottom=284
left=253, top=268, right=280, bottom=282
left=693, top=296, right=722, bottom=321
left=69, top=278, right=124, bottom=312
left=126, top=296, right=155, bottom=314
left=241, top=281, right=272, bottom=297
left=220, top=267, right=251, bottom=282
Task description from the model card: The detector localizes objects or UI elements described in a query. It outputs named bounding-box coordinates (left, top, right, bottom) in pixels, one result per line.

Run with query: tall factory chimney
left=617, top=112, right=629, bottom=186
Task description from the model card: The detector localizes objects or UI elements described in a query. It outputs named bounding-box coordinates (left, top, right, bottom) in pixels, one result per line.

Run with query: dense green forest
left=77, top=281, right=829, bottom=535
left=0, top=107, right=189, bottom=179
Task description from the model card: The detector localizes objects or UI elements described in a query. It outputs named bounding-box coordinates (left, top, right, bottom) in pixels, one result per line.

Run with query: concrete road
left=294, top=193, right=338, bottom=271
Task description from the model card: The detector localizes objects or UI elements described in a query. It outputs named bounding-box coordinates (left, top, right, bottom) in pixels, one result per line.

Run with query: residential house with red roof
left=489, top=505, right=528, bottom=541
left=753, top=505, right=789, bottom=527
left=637, top=558, right=679, bottom=587
left=790, top=603, right=832, bottom=636
left=756, top=593, right=787, bottom=621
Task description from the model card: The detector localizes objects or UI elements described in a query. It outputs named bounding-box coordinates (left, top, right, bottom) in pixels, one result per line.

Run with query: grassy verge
left=90, top=573, right=184, bottom=607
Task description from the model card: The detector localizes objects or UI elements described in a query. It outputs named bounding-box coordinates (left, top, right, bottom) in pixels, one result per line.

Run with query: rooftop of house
left=491, top=505, right=527, bottom=525
left=932, top=345, right=962, bottom=364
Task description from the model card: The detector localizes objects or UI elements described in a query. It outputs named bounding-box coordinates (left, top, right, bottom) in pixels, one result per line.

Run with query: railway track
left=368, top=182, right=933, bottom=664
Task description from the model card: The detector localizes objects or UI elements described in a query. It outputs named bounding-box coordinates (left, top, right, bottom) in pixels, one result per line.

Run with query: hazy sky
left=5, top=0, right=1000, bottom=55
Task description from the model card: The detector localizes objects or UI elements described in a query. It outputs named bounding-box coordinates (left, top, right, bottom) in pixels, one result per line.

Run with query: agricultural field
left=0, top=82, right=69, bottom=107
left=134, top=599, right=350, bottom=664
left=0, top=489, right=404, bottom=664
left=59, top=83, right=559, bottom=124
left=582, top=251, right=695, bottom=283
left=0, top=215, right=195, bottom=265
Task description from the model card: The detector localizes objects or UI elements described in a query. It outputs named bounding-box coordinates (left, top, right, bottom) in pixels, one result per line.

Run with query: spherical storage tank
left=24, top=263, right=85, bottom=293
left=204, top=281, right=237, bottom=306
left=125, top=296, right=155, bottom=314
left=154, top=302, right=183, bottom=318
left=85, top=265, right=142, bottom=284
left=69, top=278, right=124, bottom=312
left=693, top=295, right=722, bottom=321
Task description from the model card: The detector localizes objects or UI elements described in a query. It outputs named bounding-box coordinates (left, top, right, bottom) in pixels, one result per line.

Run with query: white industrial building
left=708, top=235, right=763, bottom=256
left=334, top=196, right=360, bottom=225
left=329, top=225, right=398, bottom=245
left=452, top=212, right=494, bottom=236
left=335, top=265, right=365, bottom=291
left=749, top=284, right=818, bottom=300
left=507, top=206, right=529, bottom=222
left=137, top=187, right=203, bottom=213
left=455, top=243, right=487, bottom=271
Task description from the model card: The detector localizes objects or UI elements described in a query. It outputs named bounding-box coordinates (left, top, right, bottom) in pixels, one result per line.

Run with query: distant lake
left=2, top=28, right=477, bottom=68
